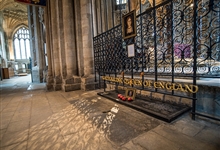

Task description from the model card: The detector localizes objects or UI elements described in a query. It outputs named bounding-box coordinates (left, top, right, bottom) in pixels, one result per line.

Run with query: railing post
left=192, top=0, right=198, bottom=120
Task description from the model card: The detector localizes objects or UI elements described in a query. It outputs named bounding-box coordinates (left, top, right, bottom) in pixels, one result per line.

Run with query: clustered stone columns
left=28, top=6, right=46, bottom=82
left=45, top=0, right=96, bottom=92
left=48, top=0, right=62, bottom=90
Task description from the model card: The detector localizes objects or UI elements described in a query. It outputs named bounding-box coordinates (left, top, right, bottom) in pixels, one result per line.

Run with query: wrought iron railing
left=93, top=0, right=220, bottom=121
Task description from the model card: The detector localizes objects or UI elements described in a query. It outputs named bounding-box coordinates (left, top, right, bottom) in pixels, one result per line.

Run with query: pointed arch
left=13, top=25, right=31, bottom=60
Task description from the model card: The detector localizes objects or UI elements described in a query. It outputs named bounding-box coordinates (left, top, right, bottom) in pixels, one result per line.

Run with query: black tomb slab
left=97, top=90, right=191, bottom=122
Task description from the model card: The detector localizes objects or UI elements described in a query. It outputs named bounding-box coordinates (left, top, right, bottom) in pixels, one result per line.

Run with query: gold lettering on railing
left=101, top=76, right=199, bottom=93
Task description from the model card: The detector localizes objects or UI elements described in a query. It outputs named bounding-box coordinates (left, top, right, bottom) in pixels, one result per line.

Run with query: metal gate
left=92, top=0, right=220, bottom=121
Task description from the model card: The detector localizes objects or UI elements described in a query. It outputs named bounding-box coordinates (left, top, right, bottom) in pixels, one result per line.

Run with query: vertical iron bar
left=139, top=0, right=144, bottom=90
left=99, top=0, right=105, bottom=90
left=102, top=34, right=106, bottom=92
left=153, top=0, right=158, bottom=92
left=95, top=0, right=101, bottom=87
left=112, top=1, right=116, bottom=80
left=119, top=0, right=124, bottom=88
left=171, top=0, right=174, bottom=95
left=192, top=0, right=198, bottom=120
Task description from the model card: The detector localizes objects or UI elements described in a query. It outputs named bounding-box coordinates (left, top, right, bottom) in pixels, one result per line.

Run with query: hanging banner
left=14, top=0, right=46, bottom=7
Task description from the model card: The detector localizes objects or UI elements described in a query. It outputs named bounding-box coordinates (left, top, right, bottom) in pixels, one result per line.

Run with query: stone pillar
left=81, top=0, right=94, bottom=76
left=28, top=6, right=36, bottom=68
left=44, top=0, right=54, bottom=89
left=32, top=6, right=44, bottom=82
left=107, top=0, right=113, bottom=29
left=62, top=0, right=77, bottom=77
left=74, top=0, right=84, bottom=77
left=61, top=0, right=81, bottom=92
left=50, top=0, right=62, bottom=90
left=91, top=0, right=97, bottom=36
left=57, top=0, right=66, bottom=80
left=80, top=0, right=97, bottom=90
left=101, top=0, right=106, bottom=32
left=38, top=7, right=46, bottom=72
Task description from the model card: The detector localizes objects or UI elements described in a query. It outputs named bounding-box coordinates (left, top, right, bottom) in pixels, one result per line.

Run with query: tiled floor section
left=0, top=75, right=220, bottom=150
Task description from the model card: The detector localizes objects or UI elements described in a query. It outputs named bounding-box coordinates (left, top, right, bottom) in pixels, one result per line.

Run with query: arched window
left=116, top=0, right=127, bottom=5
left=13, top=27, right=31, bottom=59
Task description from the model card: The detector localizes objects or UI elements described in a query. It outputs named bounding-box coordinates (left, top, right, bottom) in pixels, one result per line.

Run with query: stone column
left=74, top=0, right=84, bottom=77
left=56, top=0, right=66, bottom=80
left=107, top=0, right=113, bottom=29
left=92, top=0, right=98, bottom=36
left=44, top=0, right=54, bottom=89
left=80, top=0, right=97, bottom=90
left=50, top=0, right=62, bottom=90
left=28, top=6, right=36, bottom=68
left=38, top=7, right=46, bottom=82
left=32, top=6, right=44, bottom=82
left=81, top=0, right=94, bottom=76
left=60, top=0, right=81, bottom=92
left=101, top=0, right=106, bottom=32
left=62, top=0, right=77, bottom=77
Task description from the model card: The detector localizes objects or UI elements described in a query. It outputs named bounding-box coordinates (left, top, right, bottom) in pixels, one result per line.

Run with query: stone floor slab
left=0, top=112, right=14, bottom=124
left=195, top=126, right=220, bottom=147
left=152, top=124, right=213, bottom=150
left=0, top=119, right=11, bottom=130
left=170, top=117, right=205, bottom=137
left=1, top=140, right=27, bottom=150
left=6, top=120, right=29, bottom=133
left=124, top=130, right=181, bottom=150
left=0, top=130, right=28, bottom=147
left=1, top=106, right=17, bottom=113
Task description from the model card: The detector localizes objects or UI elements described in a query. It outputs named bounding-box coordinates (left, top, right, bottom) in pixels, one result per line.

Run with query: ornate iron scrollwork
left=94, top=0, right=220, bottom=77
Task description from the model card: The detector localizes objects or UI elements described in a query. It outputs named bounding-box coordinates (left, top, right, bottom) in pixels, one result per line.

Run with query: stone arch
left=11, top=24, right=29, bottom=39
left=8, top=24, right=29, bottom=60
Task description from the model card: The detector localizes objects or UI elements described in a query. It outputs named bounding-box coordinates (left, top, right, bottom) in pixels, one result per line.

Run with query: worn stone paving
left=0, top=75, right=220, bottom=150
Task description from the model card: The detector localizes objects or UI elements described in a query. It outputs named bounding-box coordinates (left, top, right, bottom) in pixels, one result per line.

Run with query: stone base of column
left=62, top=83, right=81, bottom=92
left=53, top=84, right=62, bottom=91
left=53, top=76, right=62, bottom=91
left=46, top=75, right=54, bottom=90
left=62, top=76, right=81, bottom=92
left=81, top=75, right=98, bottom=91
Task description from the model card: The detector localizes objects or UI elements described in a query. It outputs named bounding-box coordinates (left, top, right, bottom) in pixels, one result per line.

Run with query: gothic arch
left=11, top=24, right=29, bottom=39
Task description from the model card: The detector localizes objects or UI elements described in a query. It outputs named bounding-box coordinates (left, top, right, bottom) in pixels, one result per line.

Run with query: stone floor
left=0, top=75, right=220, bottom=150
